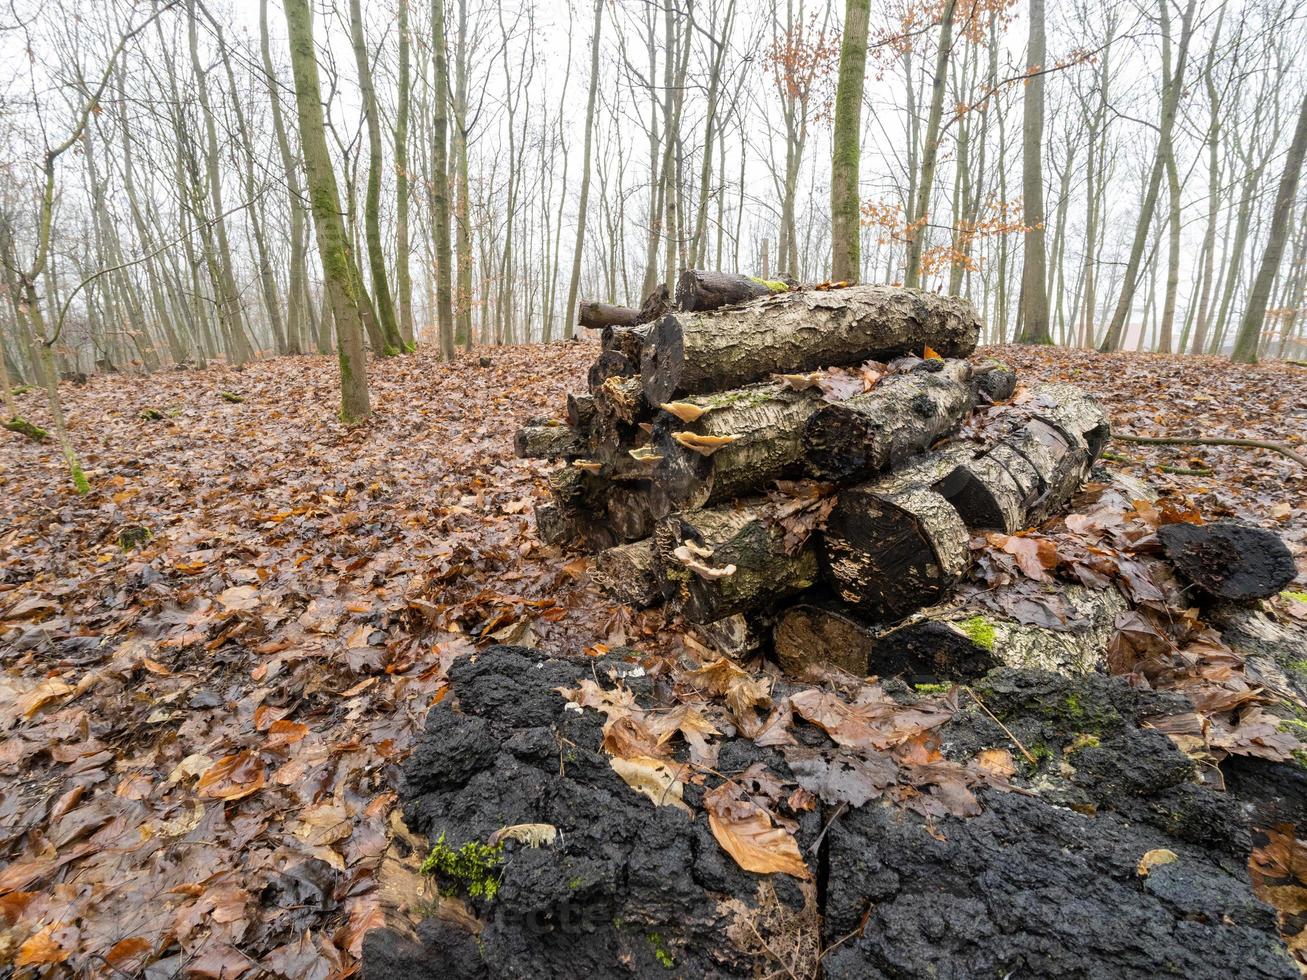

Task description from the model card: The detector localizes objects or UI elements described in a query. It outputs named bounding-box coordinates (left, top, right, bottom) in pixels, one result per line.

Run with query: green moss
left=914, top=682, right=952, bottom=695
left=70, top=461, right=90, bottom=495
left=11, top=384, right=33, bottom=396
left=3, top=416, right=47, bottom=442
left=139, top=408, right=166, bottom=421
left=1294, top=749, right=1307, bottom=771
left=956, top=615, right=996, bottom=651
left=1279, top=718, right=1307, bottom=740
left=569, top=876, right=583, bottom=890
left=1282, top=591, right=1307, bottom=604
left=118, top=525, right=152, bottom=551
left=1288, top=659, right=1307, bottom=675
left=748, top=277, right=791, bottom=293
left=1065, top=733, right=1101, bottom=755
left=647, top=933, right=675, bottom=969
left=420, top=833, right=504, bottom=901
left=219, top=391, right=245, bottom=403
left=1064, top=692, right=1084, bottom=718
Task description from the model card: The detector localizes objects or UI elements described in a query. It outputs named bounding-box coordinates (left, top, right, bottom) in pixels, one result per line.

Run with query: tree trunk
left=642, top=286, right=980, bottom=403
left=830, top=0, right=871, bottom=282
left=904, top=0, right=957, bottom=288
left=675, top=269, right=791, bottom=312
left=1016, top=0, right=1050, bottom=344
left=774, top=600, right=876, bottom=677
left=432, top=0, right=456, bottom=359
left=562, top=0, right=603, bottom=340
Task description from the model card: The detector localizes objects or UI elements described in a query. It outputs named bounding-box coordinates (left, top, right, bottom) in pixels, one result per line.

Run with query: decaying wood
left=803, top=360, right=975, bottom=483
left=605, top=481, right=657, bottom=542
left=601, top=324, right=648, bottom=366
left=674, top=268, right=792, bottom=312
left=821, top=448, right=974, bottom=621
left=588, top=349, right=635, bottom=392
left=653, top=501, right=820, bottom=624
left=690, top=612, right=772, bottom=659
left=1158, top=520, right=1297, bottom=602
left=871, top=584, right=1127, bottom=681
left=641, top=285, right=981, bottom=403
left=566, top=393, right=596, bottom=429
left=774, top=601, right=876, bottom=677
left=591, top=538, right=662, bottom=609
left=515, top=423, right=585, bottom=460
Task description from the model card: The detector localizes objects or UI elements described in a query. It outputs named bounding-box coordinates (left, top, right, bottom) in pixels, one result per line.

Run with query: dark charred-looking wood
left=566, top=393, right=596, bottom=429
left=601, top=324, right=649, bottom=366
left=675, top=269, right=791, bottom=312
left=637, top=284, right=672, bottom=323
left=591, top=539, right=662, bottom=609
left=972, top=360, right=1017, bottom=402
left=588, top=350, right=635, bottom=392
left=872, top=585, right=1127, bottom=682
left=515, top=423, right=586, bottom=460
left=641, top=285, right=981, bottom=404
left=774, top=600, right=876, bottom=677
left=690, top=611, right=772, bottom=659
left=534, top=501, right=616, bottom=551
left=578, top=301, right=640, bottom=330
left=653, top=501, right=820, bottom=624
left=803, top=360, right=974, bottom=483
left=1158, top=520, right=1297, bottom=603
left=652, top=381, right=825, bottom=510
left=821, top=449, right=973, bottom=621
left=605, top=481, right=658, bottom=542
left=593, top=375, right=648, bottom=425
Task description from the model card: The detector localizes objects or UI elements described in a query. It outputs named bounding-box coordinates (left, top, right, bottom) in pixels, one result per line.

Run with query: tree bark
left=675, top=269, right=791, bottom=312
left=830, top=0, right=871, bottom=283
left=1158, top=520, right=1297, bottom=602
left=562, top=0, right=604, bottom=340
left=515, top=424, right=586, bottom=460
left=1016, top=0, right=1050, bottom=344
left=642, top=286, right=981, bottom=404
left=431, top=0, right=456, bottom=359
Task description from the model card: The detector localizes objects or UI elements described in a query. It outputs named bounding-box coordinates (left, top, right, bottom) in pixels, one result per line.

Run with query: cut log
left=641, top=285, right=981, bottom=404
left=566, top=393, right=596, bottom=429
left=871, top=584, right=1127, bottom=682
left=802, top=360, right=975, bottom=483
left=533, top=501, right=615, bottom=551
left=605, top=482, right=657, bottom=542
left=601, top=325, right=648, bottom=365
left=821, top=448, right=974, bottom=621
left=774, top=600, right=876, bottom=677
left=1158, top=520, right=1297, bottom=603
left=593, top=375, right=648, bottom=425
left=937, top=384, right=1109, bottom=531
left=588, top=350, right=634, bottom=392
left=651, top=382, right=825, bottom=509
left=515, top=423, right=586, bottom=460
left=690, top=612, right=772, bottom=659
left=674, top=269, right=792, bottom=312
left=591, top=539, right=662, bottom=609
left=579, top=301, right=639, bottom=330
left=653, top=501, right=820, bottom=624
left=973, top=360, right=1017, bottom=402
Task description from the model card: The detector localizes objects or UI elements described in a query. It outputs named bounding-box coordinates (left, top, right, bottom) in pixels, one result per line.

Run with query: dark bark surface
left=674, top=268, right=790, bottom=311
left=642, top=286, right=981, bottom=404
left=577, top=300, right=640, bottom=330
left=1158, top=520, right=1297, bottom=602
left=514, top=423, right=585, bottom=460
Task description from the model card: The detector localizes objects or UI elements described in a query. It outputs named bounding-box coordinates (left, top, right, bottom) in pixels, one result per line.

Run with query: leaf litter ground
left=0, top=343, right=1304, bottom=975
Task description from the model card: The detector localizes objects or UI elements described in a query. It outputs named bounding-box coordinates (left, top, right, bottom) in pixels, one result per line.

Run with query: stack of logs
left=516, top=270, right=1114, bottom=679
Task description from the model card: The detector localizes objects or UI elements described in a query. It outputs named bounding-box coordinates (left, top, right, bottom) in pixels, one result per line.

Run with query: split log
left=821, top=448, right=974, bottom=621
left=690, top=612, right=772, bottom=659
left=515, top=423, right=586, bottom=460
left=566, top=393, right=596, bottom=429
left=653, top=501, right=820, bottom=624
left=589, top=376, right=649, bottom=462
left=591, top=539, right=662, bottom=609
left=601, top=325, right=648, bottom=366
left=674, top=269, right=793, bottom=312
left=1158, top=520, right=1297, bottom=602
left=593, top=375, right=648, bottom=425
left=937, top=384, right=1109, bottom=532
left=774, top=601, right=876, bottom=677
left=871, top=584, right=1127, bottom=682
left=652, top=382, right=825, bottom=509
left=802, top=360, right=975, bottom=483
left=641, top=285, right=981, bottom=404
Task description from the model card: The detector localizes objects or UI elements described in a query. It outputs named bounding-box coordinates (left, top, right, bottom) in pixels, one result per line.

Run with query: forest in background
left=1, top=0, right=1305, bottom=391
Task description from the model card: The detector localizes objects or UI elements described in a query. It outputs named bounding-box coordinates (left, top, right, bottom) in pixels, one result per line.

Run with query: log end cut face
left=774, top=604, right=875, bottom=677
left=640, top=314, right=685, bottom=407
left=870, top=619, right=999, bottom=683
left=1158, top=520, right=1297, bottom=602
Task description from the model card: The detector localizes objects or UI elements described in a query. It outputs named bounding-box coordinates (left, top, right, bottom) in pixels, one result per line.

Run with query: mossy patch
left=3, top=417, right=47, bottom=442
left=118, top=525, right=152, bottom=551
left=1281, top=590, right=1307, bottom=604
left=956, top=615, right=996, bottom=651
left=647, top=932, right=675, bottom=969
left=420, top=833, right=504, bottom=901
left=1065, top=733, right=1101, bottom=755
left=748, top=277, right=790, bottom=293
left=914, top=682, right=952, bottom=695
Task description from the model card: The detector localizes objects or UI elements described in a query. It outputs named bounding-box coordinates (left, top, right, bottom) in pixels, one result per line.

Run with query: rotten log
left=515, top=423, right=586, bottom=460
left=774, top=600, right=876, bottom=678
left=803, top=360, right=975, bottom=483
left=601, top=325, right=648, bottom=366
left=651, top=381, right=826, bottom=510
left=605, top=481, right=657, bottom=542
left=937, top=384, right=1109, bottom=532
left=821, top=448, right=974, bottom=621
left=591, top=539, right=662, bottom=609
left=973, top=360, right=1017, bottom=402
left=566, top=393, right=596, bottom=429
left=653, top=501, right=820, bottom=624
left=1158, top=520, right=1297, bottom=603
left=690, top=612, right=772, bottom=659
left=871, top=584, right=1127, bottom=683
left=641, top=285, right=981, bottom=404
left=534, top=500, right=615, bottom=551
left=674, top=269, right=793, bottom=312
left=588, top=350, right=634, bottom=392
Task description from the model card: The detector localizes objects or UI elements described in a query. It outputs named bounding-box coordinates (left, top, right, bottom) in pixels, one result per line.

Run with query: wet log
left=973, top=360, right=1017, bottom=402
left=605, top=481, right=657, bottom=542
left=1158, top=520, right=1297, bottom=602
left=641, top=285, right=981, bottom=404
left=588, top=350, right=635, bottom=392
left=774, top=600, right=876, bottom=677
left=871, top=584, right=1127, bottom=683
left=578, top=301, right=640, bottom=330
left=515, top=423, right=586, bottom=460
left=653, top=501, right=820, bottom=624
left=690, top=612, right=772, bottom=659
left=821, top=448, right=974, bottom=621
left=937, top=384, right=1109, bottom=532
left=591, top=539, right=662, bottom=609
left=651, top=382, right=826, bottom=510
left=566, top=393, right=596, bottom=429
left=589, top=376, right=649, bottom=463
left=674, top=269, right=792, bottom=312
left=803, top=360, right=975, bottom=483
left=534, top=500, right=616, bottom=551
left=601, top=325, right=648, bottom=366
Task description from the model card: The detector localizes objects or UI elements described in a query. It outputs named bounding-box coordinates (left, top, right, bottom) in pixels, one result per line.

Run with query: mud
left=363, top=648, right=1297, bottom=979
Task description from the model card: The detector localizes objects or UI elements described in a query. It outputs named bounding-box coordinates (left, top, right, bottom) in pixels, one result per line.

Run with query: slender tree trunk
left=831, top=0, right=871, bottom=282
left=283, top=0, right=370, bottom=422
left=432, top=0, right=455, bottom=358
left=904, top=0, right=956, bottom=288
left=563, top=0, right=604, bottom=340
left=395, top=0, right=415, bottom=345
left=1016, top=0, right=1050, bottom=343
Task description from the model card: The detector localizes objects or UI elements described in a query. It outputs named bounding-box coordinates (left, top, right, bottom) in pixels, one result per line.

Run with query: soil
left=362, top=647, right=1299, bottom=979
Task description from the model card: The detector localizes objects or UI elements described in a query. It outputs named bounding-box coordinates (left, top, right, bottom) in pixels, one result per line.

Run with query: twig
left=962, top=686, right=1036, bottom=766
left=1112, top=432, right=1307, bottom=469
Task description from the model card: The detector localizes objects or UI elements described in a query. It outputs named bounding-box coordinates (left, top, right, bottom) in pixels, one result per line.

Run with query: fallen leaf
left=609, top=755, right=691, bottom=814
left=1138, top=848, right=1179, bottom=876
left=196, top=752, right=265, bottom=801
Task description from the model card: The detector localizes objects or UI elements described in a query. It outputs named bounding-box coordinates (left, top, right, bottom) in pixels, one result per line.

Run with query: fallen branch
left=1112, top=432, right=1307, bottom=469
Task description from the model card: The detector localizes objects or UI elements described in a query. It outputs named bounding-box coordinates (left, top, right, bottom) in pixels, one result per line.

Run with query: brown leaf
left=703, top=782, right=810, bottom=879
left=196, top=751, right=266, bottom=801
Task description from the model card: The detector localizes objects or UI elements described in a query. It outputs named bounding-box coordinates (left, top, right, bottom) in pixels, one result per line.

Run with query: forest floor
left=0, top=341, right=1304, bottom=975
